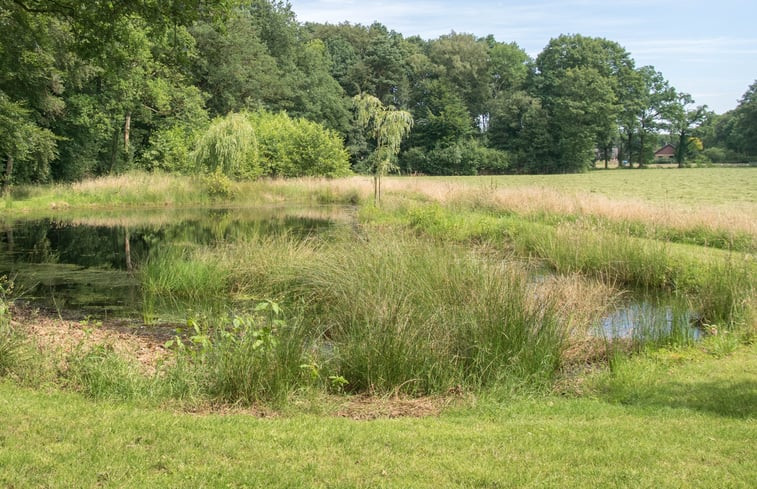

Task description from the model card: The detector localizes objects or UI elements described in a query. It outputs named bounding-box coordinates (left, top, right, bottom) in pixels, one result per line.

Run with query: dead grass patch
left=11, top=305, right=171, bottom=374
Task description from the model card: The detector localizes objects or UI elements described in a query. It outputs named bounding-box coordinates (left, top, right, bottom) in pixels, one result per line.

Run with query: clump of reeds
left=290, top=231, right=571, bottom=395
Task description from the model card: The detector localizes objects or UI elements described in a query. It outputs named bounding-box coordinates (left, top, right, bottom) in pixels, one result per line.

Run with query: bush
left=192, top=112, right=261, bottom=180
left=141, top=124, right=202, bottom=174
left=168, top=304, right=309, bottom=405
left=401, top=140, right=509, bottom=175
left=249, top=110, right=351, bottom=178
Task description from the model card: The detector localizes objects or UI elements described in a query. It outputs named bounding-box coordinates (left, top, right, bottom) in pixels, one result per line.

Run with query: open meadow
left=1, top=167, right=755, bottom=487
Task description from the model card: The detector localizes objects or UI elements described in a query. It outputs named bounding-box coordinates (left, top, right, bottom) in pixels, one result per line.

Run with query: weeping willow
left=192, top=112, right=261, bottom=180
left=353, top=94, right=413, bottom=204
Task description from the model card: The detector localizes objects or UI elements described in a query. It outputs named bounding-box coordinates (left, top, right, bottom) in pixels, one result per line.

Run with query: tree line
left=1, top=0, right=755, bottom=187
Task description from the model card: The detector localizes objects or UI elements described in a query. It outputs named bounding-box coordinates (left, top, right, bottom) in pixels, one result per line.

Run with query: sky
left=288, top=0, right=757, bottom=114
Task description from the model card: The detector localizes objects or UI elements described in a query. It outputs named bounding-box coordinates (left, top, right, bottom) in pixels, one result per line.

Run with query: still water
left=0, top=206, right=347, bottom=318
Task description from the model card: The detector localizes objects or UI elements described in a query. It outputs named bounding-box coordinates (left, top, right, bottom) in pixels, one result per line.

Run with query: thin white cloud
left=627, top=38, right=757, bottom=58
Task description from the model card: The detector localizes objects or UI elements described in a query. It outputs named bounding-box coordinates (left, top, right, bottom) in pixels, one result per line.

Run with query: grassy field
left=1, top=167, right=755, bottom=487
left=1, top=340, right=754, bottom=488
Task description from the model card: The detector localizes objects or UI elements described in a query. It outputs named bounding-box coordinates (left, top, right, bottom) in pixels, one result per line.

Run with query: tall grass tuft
left=293, top=232, right=569, bottom=395
left=140, top=244, right=232, bottom=319
left=0, top=278, right=25, bottom=377
left=0, top=304, right=23, bottom=377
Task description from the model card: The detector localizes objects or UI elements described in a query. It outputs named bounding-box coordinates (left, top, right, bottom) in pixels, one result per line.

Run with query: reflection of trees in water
left=0, top=210, right=340, bottom=315
left=3, top=216, right=330, bottom=270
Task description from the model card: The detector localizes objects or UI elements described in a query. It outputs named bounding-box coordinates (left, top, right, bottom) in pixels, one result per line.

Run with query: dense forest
left=1, top=0, right=755, bottom=187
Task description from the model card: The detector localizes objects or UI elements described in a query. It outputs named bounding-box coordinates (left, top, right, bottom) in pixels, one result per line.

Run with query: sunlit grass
left=1, top=340, right=755, bottom=488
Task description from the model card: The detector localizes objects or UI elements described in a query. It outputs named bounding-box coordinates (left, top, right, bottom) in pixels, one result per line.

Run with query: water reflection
left=599, top=296, right=702, bottom=345
left=0, top=206, right=346, bottom=317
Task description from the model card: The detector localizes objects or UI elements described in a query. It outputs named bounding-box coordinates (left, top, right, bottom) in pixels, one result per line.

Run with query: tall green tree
left=631, top=66, right=677, bottom=167
left=668, top=93, right=709, bottom=166
left=534, top=35, right=626, bottom=171
left=731, top=80, right=757, bottom=156
left=428, top=32, right=490, bottom=120
left=0, top=92, right=57, bottom=188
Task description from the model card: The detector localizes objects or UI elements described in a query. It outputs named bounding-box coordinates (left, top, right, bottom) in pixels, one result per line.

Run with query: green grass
left=1, top=341, right=754, bottom=488
left=415, top=167, right=757, bottom=206
left=362, top=202, right=756, bottom=328
left=290, top=232, right=569, bottom=394
left=2, top=169, right=756, bottom=486
left=132, top=232, right=576, bottom=399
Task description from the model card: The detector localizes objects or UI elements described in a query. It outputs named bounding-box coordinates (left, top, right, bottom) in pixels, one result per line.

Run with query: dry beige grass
left=70, top=172, right=194, bottom=195
left=12, top=306, right=170, bottom=374
left=16, top=172, right=756, bottom=243
left=267, top=176, right=756, bottom=240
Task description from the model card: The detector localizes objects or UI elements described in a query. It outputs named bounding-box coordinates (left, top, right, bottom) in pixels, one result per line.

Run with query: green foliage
left=353, top=93, right=413, bottom=201
left=403, top=140, right=509, bottom=175
left=140, top=124, right=202, bottom=174
left=0, top=92, right=58, bottom=186
left=192, top=112, right=261, bottom=180
left=720, top=80, right=757, bottom=157
left=202, top=171, right=236, bottom=200
left=249, top=110, right=351, bottom=177
left=173, top=305, right=309, bottom=405
left=0, top=278, right=23, bottom=377
left=702, top=146, right=728, bottom=163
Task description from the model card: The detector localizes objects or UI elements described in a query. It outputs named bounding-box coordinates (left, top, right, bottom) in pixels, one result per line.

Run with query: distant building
left=654, top=144, right=676, bottom=162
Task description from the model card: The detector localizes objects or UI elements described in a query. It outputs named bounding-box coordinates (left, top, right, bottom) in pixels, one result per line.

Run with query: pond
left=1, top=206, right=704, bottom=344
left=0, top=206, right=350, bottom=319
left=598, top=296, right=703, bottom=344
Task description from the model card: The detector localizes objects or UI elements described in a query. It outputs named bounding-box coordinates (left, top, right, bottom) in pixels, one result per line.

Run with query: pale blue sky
left=289, top=0, right=757, bottom=113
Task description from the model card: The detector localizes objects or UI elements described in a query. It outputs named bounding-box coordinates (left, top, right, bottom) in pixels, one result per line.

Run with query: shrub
left=249, top=110, right=351, bottom=178
left=141, top=124, right=202, bottom=174
left=402, top=140, right=509, bottom=175
left=192, top=112, right=261, bottom=180
left=168, top=304, right=309, bottom=405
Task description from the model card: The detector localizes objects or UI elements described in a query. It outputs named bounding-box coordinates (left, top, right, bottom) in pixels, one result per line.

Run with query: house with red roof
left=654, top=143, right=676, bottom=162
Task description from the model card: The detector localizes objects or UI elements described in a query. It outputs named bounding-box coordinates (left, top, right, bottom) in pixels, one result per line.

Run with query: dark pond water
left=0, top=206, right=348, bottom=318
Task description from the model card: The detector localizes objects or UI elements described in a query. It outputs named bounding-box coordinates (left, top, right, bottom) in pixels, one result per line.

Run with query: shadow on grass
left=616, top=379, right=757, bottom=418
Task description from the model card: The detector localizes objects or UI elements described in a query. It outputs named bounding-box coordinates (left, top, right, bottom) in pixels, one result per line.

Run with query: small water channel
left=0, top=206, right=348, bottom=319
left=598, top=295, right=703, bottom=344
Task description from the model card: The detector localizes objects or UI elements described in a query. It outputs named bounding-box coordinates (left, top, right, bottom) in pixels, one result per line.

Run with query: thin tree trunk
left=638, top=132, right=646, bottom=168
left=124, top=112, right=131, bottom=153
left=109, top=126, right=120, bottom=172
left=3, top=154, right=13, bottom=193
left=373, top=174, right=378, bottom=205
left=124, top=228, right=133, bottom=273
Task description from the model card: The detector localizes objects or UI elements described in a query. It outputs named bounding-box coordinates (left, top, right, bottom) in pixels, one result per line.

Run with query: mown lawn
left=420, top=167, right=757, bottom=206
left=2, top=342, right=755, bottom=488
